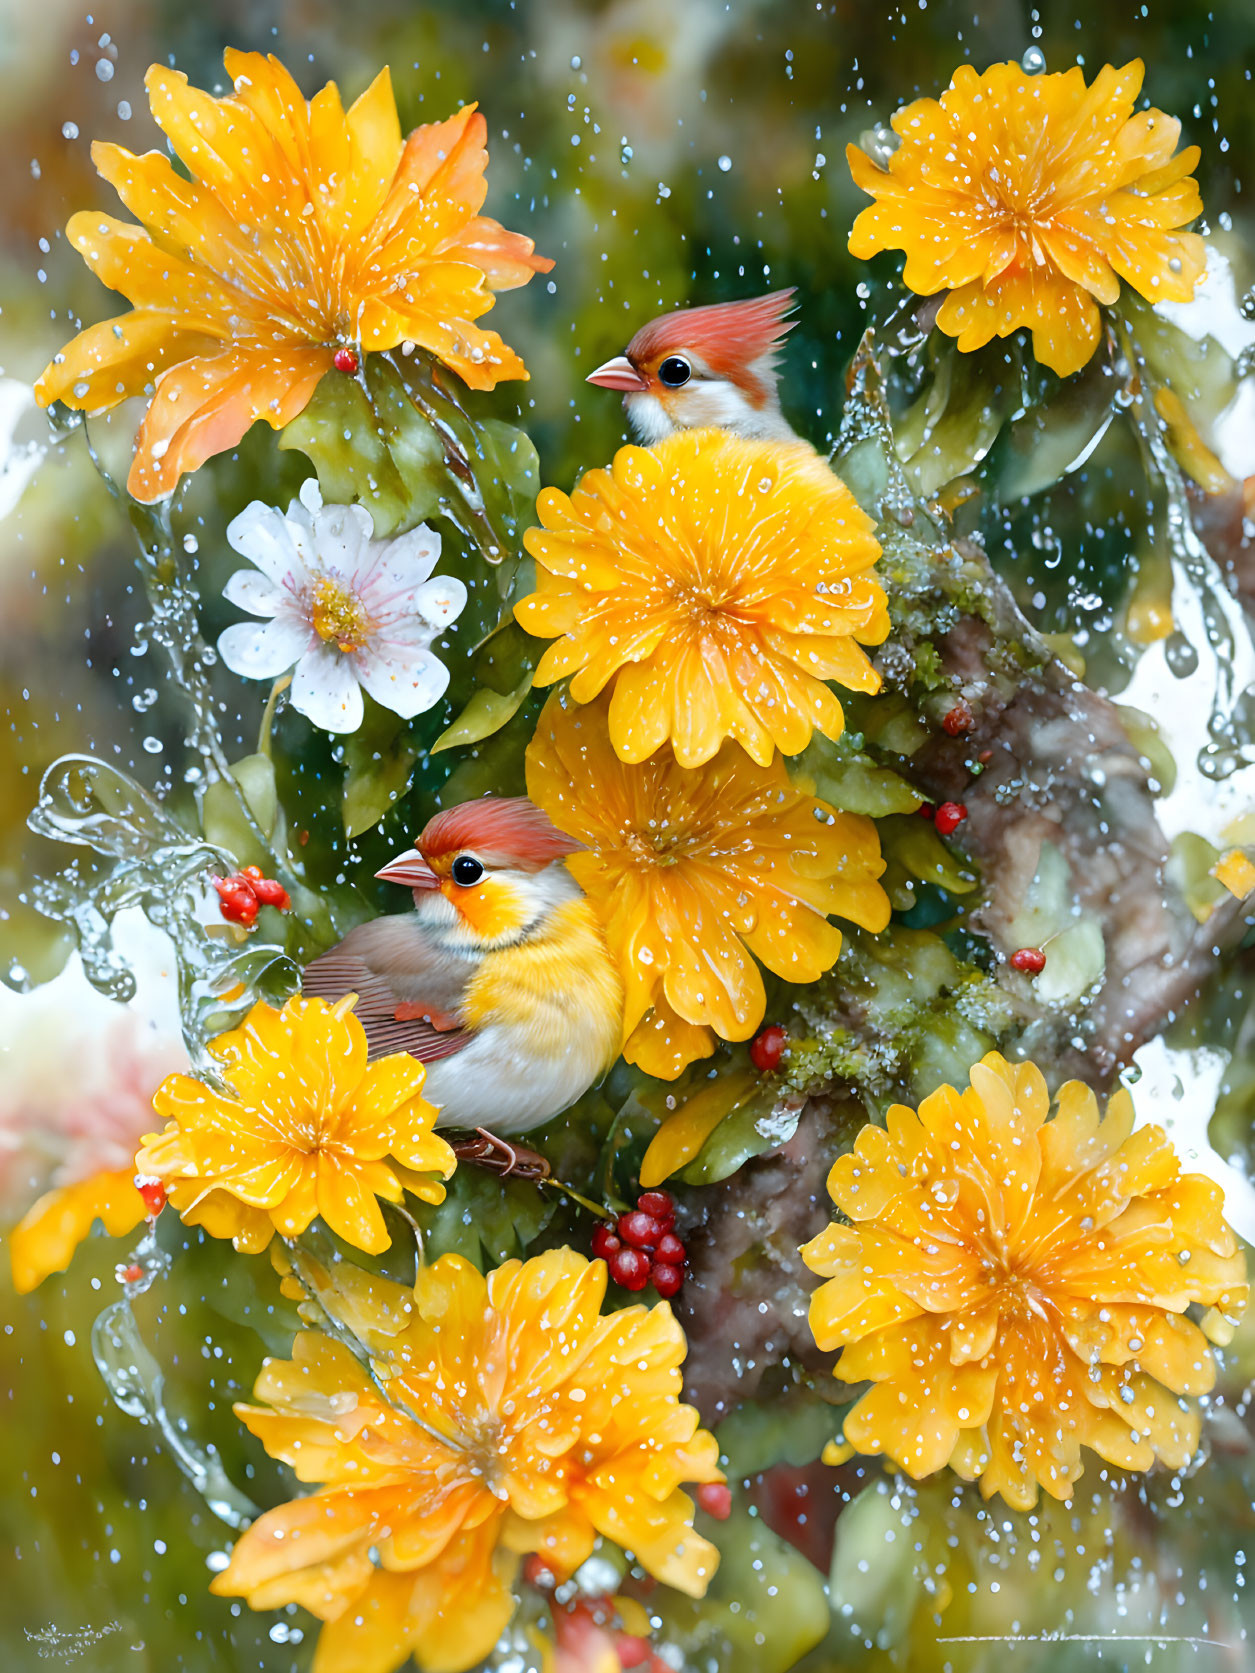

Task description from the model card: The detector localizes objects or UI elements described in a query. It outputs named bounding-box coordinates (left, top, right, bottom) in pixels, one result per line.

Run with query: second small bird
left=302, top=797, right=623, bottom=1136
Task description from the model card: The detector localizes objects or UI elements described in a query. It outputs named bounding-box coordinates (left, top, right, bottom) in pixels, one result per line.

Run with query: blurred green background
left=3, top=0, right=1255, bottom=1668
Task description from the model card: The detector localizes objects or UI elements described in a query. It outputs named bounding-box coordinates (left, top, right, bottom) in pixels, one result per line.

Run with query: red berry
left=608, top=1247, right=651, bottom=1291
left=651, top=1262, right=684, bottom=1299
left=749, top=1023, right=789, bottom=1073
left=934, top=801, right=968, bottom=837
left=333, top=346, right=359, bottom=374
left=636, top=1190, right=673, bottom=1219
left=590, top=1223, right=621, bottom=1261
left=136, top=1178, right=166, bottom=1218
left=250, top=876, right=292, bottom=910
left=917, top=802, right=936, bottom=820
left=617, top=1211, right=662, bottom=1250
left=212, top=875, right=259, bottom=925
left=1009, top=947, right=1047, bottom=974
left=121, top=1264, right=144, bottom=1283
left=616, top=1638, right=651, bottom=1668
left=696, top=1482, right=733, bottom=1520
left=522, top=1554, right=556, bottom=1589
left=942, top=700, right=975, bottom=737
left=654, top=1231, right=686, bottom=1265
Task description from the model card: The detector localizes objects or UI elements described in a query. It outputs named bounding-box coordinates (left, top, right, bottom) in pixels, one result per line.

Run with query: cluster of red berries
left=592, top=1189, right=686, bottom=1298
left=212, top=866, right=292, bottom=926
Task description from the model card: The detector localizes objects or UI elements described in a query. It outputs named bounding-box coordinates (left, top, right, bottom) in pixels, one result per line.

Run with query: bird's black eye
left=451, top=855, right=484, bottom=887
left=657, top=355, right=692, bottom=388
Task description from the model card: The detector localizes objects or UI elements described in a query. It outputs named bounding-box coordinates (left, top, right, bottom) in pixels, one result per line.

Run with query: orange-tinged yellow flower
left=35, top=51, right=551, bottom=502
left=802, top=1052, right=1248, bottom=1510
left=847, top=60, right=1205, bottom=378
left=9, top=1168, right=147, bottom=1294
left=212, top=1248, right=722, bottom=1673
left=515, top=429, right=887, bottom=769
left=136, top=996, right=454, bottom=1255
left=526, top=689, right=890, bottom=1078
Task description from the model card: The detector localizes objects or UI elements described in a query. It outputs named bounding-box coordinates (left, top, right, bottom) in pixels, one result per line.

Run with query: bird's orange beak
left=586, top=355, right=649, bottom=392
left=375, top=848, right=441, bottom=891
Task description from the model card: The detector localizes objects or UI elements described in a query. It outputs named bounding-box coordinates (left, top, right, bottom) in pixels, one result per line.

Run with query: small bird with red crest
left=301, top=797, right=623, bottom=1144
left=585, top=287, right=799, bottom=442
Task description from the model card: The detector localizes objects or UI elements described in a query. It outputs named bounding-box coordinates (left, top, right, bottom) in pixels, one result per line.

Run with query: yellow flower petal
left=8, top=1169, right=147, bottom=1294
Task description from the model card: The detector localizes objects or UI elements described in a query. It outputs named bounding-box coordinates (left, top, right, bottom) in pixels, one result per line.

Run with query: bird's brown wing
left=301, top=946, right=473, bottom=1064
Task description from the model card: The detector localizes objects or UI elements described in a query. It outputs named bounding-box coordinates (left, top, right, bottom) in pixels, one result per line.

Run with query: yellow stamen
left=311, top=576, right=372, bottom=653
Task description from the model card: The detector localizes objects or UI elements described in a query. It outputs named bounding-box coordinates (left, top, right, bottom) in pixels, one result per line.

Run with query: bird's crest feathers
left=419, top=796, right=583, bottom=872
left=627, top=288, right=798, bottom=391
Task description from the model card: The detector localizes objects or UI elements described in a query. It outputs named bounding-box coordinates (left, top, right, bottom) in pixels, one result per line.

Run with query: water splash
left=92, top=1228, right=258, bottom=1531
left=27, top=754, right=296, bottom=1067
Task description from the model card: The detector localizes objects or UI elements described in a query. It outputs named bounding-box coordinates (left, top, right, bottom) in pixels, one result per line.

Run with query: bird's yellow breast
left=461, top=897, right=623, bottom=1070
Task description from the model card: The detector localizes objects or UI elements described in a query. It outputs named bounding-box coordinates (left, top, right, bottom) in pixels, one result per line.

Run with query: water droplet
left=1021, top=46, right=1047, bottom=74
left=61, top=121, right=79, bottom=139
left=183, top=533, right=199, bottom=554
left=717, top=154, right=732, bottom=172
left=95, top=58, right=114, bottom=82
left=132, top=688, right=158, bottom=713
left=142, top=735, right=163, bottom=754
left=117, top=100, right=132, bottom=120
left=1165, top=634, right=1199, bottom=678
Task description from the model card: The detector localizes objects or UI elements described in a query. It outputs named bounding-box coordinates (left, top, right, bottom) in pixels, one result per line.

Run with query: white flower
left=217, top=479, right=468, bottom=734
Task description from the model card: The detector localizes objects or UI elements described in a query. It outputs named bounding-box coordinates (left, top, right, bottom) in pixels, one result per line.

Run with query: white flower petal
left=374, top=524, right=442, bottom=588
left=291, top=646, right=365, bottom=734
left=218, top=616, right=311, bottom=681
left=311, top=501, right=375, bottom=574
left=412, top=574, right=469, bottom=630
left=355, top=646, right=451, bottom=720
left=222, top=568, right=283, bottom=617
left=226, top=500, right=300, bottom=583
left=297, top=477, right=323, bottom=517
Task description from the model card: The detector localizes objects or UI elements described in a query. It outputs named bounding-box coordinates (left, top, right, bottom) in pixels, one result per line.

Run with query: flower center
left=979, top=1242, right=1052, bottom=1322
left=310, top=576, right=372, bottom=653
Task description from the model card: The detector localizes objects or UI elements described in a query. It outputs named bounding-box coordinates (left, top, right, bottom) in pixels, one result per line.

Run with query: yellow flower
left=526, top=689, right=890, bottom=1078
left=136, top=996, right=454, bottom=1255
left=9, top=1169, right=147, bottom=1294
left=515, top=429, right=887, bottom=769
left=802, top=1051, right=1248, bottom=1509
left=35, top=51, right=551, bottom=502
left=847, top=60, right=1205, bottom=378
left=212, top=1249, right=722, bottom=1673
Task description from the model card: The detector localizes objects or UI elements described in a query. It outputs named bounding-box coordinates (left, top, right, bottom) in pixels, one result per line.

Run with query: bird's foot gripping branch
left=11, top=43, right=1255, bottom=1673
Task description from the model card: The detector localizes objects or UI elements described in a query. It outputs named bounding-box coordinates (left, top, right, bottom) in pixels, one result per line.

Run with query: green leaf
left=201, top=754, right=279, bottom=866
left=879, top=813, right=977, bottom=897
left=715, top=1382, right=851, bottom=1478
left=475, top=417, right=541, bottom=546
left=681, top=1085, right=805, bottom=1185
left=280, top=360, right=447, bottom=539
left=997, top=350, right=1118, bottom=499
left=431, top=670, right=534, bottom=755
left=896, top=339, right=1014, bottom=498
left=828, top=1480, right=925, bottom=1650
left=799, top=736, right=923, bottom=817
left=416, top=1166, right=556, bottom=1268
left=663, top=1504, right=829, bottom=1673
left=341, top=701, right=418, bottom=838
